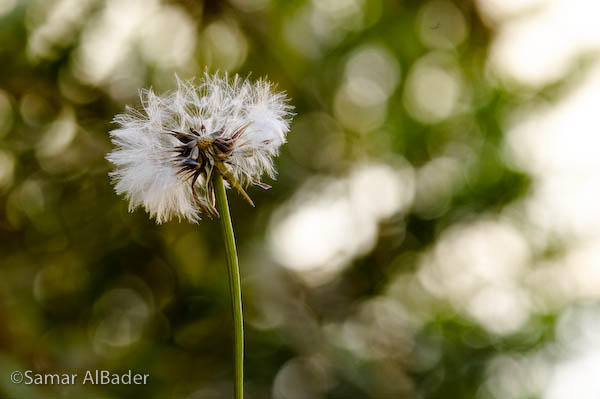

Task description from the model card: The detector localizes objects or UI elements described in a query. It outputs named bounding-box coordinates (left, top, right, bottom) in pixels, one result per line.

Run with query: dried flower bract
left=106, top=73, right=293, bottom=223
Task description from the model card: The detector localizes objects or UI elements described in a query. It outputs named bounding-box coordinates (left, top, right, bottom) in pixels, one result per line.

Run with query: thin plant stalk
left=214, top=171, right=244, bottom=399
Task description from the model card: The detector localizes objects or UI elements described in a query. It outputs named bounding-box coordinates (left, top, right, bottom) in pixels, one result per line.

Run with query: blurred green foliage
left=0, top=0, right=565, bottom=398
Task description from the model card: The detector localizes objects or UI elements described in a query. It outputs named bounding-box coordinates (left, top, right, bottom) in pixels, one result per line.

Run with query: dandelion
left=106, top=73, right=293, bottom=223
left=106, top=73, right=293, bottom=399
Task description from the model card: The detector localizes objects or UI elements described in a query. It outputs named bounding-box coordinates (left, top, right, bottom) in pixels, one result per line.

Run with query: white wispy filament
left=106, top=73, right=293, bottom=223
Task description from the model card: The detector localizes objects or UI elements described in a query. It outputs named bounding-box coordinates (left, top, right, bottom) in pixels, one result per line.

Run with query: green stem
left=213, top=172, right=244, bottom=399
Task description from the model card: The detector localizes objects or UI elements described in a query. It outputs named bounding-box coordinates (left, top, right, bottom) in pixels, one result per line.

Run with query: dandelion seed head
left=106, top=73, right=294, bottom=223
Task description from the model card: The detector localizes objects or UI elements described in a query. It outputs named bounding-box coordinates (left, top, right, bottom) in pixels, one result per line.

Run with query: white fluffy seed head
left=106, top=73, right=294, bottom=223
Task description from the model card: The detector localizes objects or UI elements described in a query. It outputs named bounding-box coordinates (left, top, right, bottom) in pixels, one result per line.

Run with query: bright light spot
left=312, top=0, right=362, bottom=17
left=72, top=0, right=196, bottom=97
left=335, top=44, right=400, bottom=131
left=283, top=7, right=322, bottom=59
left=422, top=219, right=529, bottom=292
left=347, top=77, right=389, bottom=107
left=283, top=0, right=367, bottom=58
left=272, top=356, right=331, bottom=399
left=505, top=62, right=600, bottom=237
left=467, top=285, right=530, bottom=335
left=0, top=0, right=16, bottom=17
left=310, top=0, right=365, bottom=44
left=350, top=164, right=413, bottom=220
left=403, top=52, right=463, bottom=124
left=476, top=0, right=547, bottom=24
left=488, top=0, right=600, bottom=86
left=543, top=305, right=600, bottom=399
left=418, top=1, right=468, bottom=49
left=544, top=239, right=600, bottom=302
left=203, top=19, right=248, bottom=72
left=414, top=156, right=463, bottom=219
left=0, top=150, right=15, bottom=192
left=73, top=0, right=153, bottom=85
left=92, top=288, right=152, bottom=356
left=269, top=162, right=414, bottom=286
left=139, top=7, right=197, bottom=68
left=545, top=351, right=600, bottom=399
left=19, top=91, right=53, bottom=126
left=269, top=182, right=377, bottom=285
left=344, top=45, right=400, bottom=105
left=350, top=297, right=420, bottom=359
left=418, top=218, right=531, bottom=334
left=27, top=0, right=96, bottom=60
left=14, top=180, right=45, bottom=219
left=524, top=261, right=573, bottom=312
left=36, top=107, right=77, bottom=158
left=482, top=353, right=550, bottom=399
left=481, top=305, right=600, bottom=399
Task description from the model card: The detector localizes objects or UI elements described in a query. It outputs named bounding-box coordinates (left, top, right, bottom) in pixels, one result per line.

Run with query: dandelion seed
left=106, top=73, right=293, bottom=223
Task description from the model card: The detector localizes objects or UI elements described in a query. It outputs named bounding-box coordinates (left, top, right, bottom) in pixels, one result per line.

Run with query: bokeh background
left=1, top=0, right=600, bottom=397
